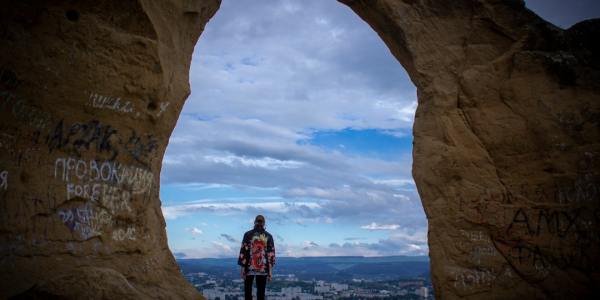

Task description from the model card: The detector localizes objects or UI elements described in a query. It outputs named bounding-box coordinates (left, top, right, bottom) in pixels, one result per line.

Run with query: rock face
left=340, top=0, right=600, bottom=299
left=0, top=0, right=220, bottom=298
left=1, top=0, right=599, bottom=299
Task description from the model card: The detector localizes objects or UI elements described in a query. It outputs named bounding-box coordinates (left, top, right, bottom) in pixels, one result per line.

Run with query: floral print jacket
left=238, top=227, right=275, bottom=276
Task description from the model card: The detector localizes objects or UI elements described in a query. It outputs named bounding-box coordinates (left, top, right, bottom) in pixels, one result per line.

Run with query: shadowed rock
left=1, top=0, right=598, bottom=299
left=0, top=0, right=220, bottom=298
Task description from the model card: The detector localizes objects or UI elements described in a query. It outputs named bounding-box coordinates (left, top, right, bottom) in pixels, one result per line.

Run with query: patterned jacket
left=237, top=226, right=275, bottom=275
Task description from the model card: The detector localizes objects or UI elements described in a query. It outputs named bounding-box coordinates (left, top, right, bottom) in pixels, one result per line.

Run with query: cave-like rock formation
left=0, top=0, right=220, bottom=298
left=340, top=0, right=600, bottom=299
left=1, top=0, right=598, bottom=299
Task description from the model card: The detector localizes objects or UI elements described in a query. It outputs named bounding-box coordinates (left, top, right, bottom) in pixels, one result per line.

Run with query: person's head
left=254, top=215, right=265, bottom=229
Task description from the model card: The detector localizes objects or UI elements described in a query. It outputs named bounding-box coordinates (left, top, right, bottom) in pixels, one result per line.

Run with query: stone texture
left=1, top=0, right=599, bottom=299
left=339, top=0, right=600, bottom=299
left=0, top=0, right=220, bottom=299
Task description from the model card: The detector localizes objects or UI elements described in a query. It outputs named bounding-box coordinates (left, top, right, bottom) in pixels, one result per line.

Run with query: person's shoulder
left=264, top=230, right=274, bottom=238
left=243, top=229, right=254, bottom=238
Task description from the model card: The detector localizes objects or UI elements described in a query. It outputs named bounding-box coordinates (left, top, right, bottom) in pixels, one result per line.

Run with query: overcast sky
left=161, top=0, right=600, bottom=258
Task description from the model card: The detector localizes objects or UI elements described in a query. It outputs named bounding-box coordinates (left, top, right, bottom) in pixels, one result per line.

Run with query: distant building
left=331, top=283, right=348, bottom=291
left=398, top=280, right=424, bottom=288
left=314, top=285, right=330, bottom=293
left=282, top=286, right=302, bottom=295
left=415, top=286, right=429, bottom=298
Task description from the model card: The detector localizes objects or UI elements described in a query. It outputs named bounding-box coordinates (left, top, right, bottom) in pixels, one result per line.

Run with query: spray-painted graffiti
left=97, top=184, right=132, bottom=213
left=57, top=203, right=113, bottom=239
left=120, top=130, right=159, bottom=164
left=46, top=119, right=118, bottom=159
left=89, top=92, right=134, bottom=114
left=65, top=183, right=133, bottom=214
left=54, top=157, right=154, bottom=194
left=53, top=156, right=153, bottom=218
left=0, top=170, right=7, bottom=190
left=504, top=207, right=597, bottom=239
left=46, top=119, right=159, bottom=164
left=458, top=230, right=498, bottom=265
left=112, top=226, right=136, bottom=241
left=498, top=204, right=600, bottom=276
left=460, top=230, right=491, bottom=242
left=451, top=266, right=513, bottom=291
left=452, top=268, right=496, bottom=290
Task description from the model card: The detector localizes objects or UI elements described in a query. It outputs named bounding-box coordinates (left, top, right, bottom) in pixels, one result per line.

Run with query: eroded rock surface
left=2, top=0, right=599, bottom=299
left=0, top=0, right=220, bottom=298
left=340, top=0, right=600, bottom=299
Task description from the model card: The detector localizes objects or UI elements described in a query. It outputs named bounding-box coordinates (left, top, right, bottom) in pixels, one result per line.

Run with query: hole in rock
left=161, top=0, right=430, bottom=295
left=65, top=9, right=79, bottom=22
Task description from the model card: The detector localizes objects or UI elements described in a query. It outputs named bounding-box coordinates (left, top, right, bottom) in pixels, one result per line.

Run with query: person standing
left=238, top=215, right=276, bottom=300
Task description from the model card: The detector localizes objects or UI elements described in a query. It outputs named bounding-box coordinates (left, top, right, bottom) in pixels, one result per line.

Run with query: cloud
left=221, top=233, right=238, bottom=243
left=185, top=227, right=203, bottom=236
left=185, top=0, right=416, bottom=133
left=302, top=240, right=320, bottom=250
left=162, top=0, right=429, bottom=256
left=361, top=222, right=401, bottom=231
left=163, top=200, right=321, bottom=220
left=277, top=229, right=428, bottom=257
left=171, top=226, right=428, bottom=258
left=212, top=241, right=233, bottom=253
left=203, top=154, right=305, bottom=170
left=343, top=237, right=366, bottom=241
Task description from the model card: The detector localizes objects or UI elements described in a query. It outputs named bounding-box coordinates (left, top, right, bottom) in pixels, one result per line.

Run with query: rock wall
left=0, top=0, right=220, bottom=298
left=1, top=0, right=599, bottom=299
left=340, top=0, right=600, bottom=299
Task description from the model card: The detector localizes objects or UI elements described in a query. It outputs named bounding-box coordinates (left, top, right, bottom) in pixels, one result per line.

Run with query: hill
left=177, top=256, right=430, bottom=281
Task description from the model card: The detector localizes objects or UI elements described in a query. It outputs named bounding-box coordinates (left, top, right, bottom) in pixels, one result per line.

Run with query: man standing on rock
left=238, top=215, right=276, bottom=300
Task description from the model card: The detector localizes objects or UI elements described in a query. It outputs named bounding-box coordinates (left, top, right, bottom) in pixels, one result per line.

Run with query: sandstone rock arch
left=0, top=0, right=598, bottom=299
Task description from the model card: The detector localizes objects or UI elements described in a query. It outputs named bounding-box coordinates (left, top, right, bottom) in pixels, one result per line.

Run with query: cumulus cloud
left=277, top=229, right=428, bottom=257
left=163, top=200, right=321, bottom=220
left=186, top=0, right=416, bottom=133
left=212, top=241, right=233, bottom=253
left=186, top=227, right=203, bottom=236
left=361, top=222, right=401, bottom=231
left=172, top=225, right=428, bottom=258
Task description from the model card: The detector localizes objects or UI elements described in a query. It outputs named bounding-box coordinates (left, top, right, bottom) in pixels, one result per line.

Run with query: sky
left=161, top=0, right=600, bottom=259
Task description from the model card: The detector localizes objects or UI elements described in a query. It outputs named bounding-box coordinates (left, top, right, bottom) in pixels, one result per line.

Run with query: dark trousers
left=244, top=275, right=267, bottom=300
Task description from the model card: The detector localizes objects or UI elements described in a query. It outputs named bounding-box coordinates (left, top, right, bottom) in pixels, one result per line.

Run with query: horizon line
left=176, top=254, right=430, bottom=259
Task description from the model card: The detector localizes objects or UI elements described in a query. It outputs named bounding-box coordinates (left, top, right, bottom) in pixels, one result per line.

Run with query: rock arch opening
left=161, top=0, right=426, bottom=263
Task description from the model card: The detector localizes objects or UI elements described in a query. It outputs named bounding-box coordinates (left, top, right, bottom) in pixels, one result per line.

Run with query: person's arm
left=237, top=233, right=248, bottom=278
left=267, top=234, right=276, bottom=281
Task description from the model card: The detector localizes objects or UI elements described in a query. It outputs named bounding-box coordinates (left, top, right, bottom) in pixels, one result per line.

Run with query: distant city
left=178, top=256, right=433, bottom=300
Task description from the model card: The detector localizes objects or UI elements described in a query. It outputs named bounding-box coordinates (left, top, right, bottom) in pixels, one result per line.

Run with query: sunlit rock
left=340, top=0, right=600, bottom=298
